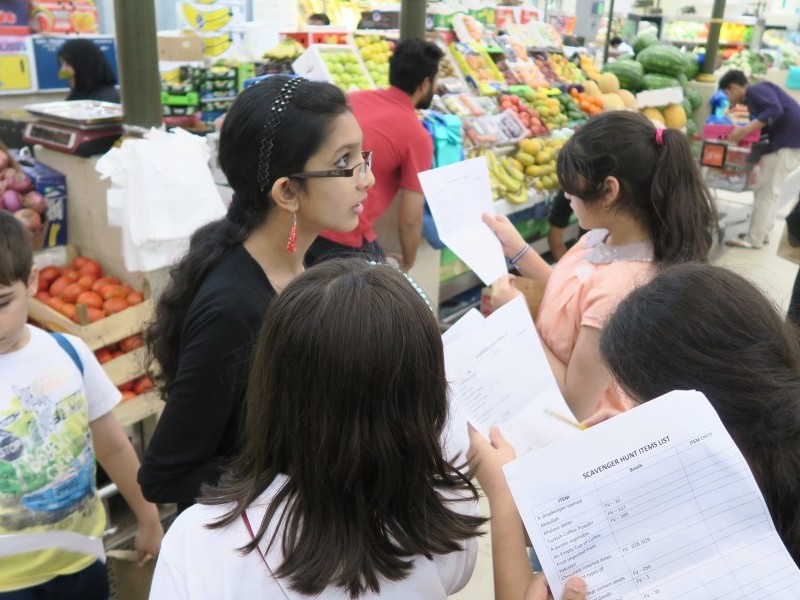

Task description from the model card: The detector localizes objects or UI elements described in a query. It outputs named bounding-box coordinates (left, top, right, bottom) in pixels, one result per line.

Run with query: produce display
left=93, top=335, right=155, bottom=401
left=34, top=255, right=145, bottom=325
left=525, top=87, right=569, bottom=130
left=516, top=136, right=565, bottom=191
left=499, top=93, right=548, bottom=137
left=579, top=55, right=601, bottom=81
left=355, top=35, right=393, bottom=88
left=0, top=149, right=47, bottom=244
left=508, top=61, right=550, bottom=88
left=450, top=42, right=505, bottom=95
left=716, top=49, right=770, bottom=78
left=547, top=53, right=585, bottom=83
left=321, top=49, right=373, bottom=90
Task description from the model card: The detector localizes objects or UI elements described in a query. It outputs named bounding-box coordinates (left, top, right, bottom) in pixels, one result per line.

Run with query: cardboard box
left=157, top=33, right=204, bottom=62
left=29, top=1, right=99, bottom=34
left=0, top=0, right=30, bottom=35
left=359, top=10, right=400, bottom=30
left=12, top=150, right=68, bottom=248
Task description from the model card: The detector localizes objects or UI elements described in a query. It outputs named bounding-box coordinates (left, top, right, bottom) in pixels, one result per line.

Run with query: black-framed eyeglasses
left=289, top=151, right=372, bottom=181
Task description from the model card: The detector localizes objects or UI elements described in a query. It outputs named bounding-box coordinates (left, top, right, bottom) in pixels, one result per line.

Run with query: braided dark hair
left=145, top=77, right=348, bottom=390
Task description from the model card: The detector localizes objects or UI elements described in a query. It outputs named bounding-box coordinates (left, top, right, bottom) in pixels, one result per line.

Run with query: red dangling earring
left=285, top=211, right=297, bottom=253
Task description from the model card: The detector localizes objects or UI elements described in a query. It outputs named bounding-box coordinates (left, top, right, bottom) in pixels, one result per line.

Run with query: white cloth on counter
left=96, top=128, right=226, bottom=272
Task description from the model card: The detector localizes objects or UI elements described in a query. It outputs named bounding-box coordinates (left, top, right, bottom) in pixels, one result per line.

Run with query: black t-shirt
left=138, top=244, right=276, bottom=508
left=548, top=189, right=573, bottom=229
left=66, top=85, right=120, bottom=104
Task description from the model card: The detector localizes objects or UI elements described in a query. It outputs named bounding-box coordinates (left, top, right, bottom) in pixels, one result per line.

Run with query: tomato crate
left=28, top=296, right=153, bottom=352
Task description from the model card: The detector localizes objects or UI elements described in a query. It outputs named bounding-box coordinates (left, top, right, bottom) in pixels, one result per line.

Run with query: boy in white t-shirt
left=0, top=213, right=163, bottom=598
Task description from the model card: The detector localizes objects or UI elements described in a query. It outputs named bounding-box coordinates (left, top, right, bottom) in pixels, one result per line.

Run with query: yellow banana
left=507, top=185, right=529, bottom=205
left=202, top=33, right=232, bottom=57
left=501, top=157, right=525, bottom=182
left=182, top=4, right=232, bottom=32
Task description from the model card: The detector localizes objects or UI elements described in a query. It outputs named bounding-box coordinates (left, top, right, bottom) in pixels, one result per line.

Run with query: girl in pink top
left=484, top=111, right=717, bottom=421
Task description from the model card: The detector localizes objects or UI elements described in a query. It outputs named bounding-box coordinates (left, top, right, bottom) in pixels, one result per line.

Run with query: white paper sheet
left=505, top=390, right=800, bottom=600
left=443, top=296, right=578, bottom=456
left=418, top=156, right=507, bottom=285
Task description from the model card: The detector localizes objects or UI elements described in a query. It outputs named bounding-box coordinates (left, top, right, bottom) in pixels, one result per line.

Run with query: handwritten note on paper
left=505, top=390, right=800, bottom=600
left=418, top=156, right=507, bottom=285
left=443, top=296, right=578, bottom=456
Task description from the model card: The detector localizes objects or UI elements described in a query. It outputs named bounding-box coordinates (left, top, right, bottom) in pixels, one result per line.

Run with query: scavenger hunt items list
left=505, top=391, right=800, bottom=600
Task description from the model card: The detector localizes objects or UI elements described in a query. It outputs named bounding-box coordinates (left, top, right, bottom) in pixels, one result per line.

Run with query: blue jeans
left=0, top=560, right=108, bottom=600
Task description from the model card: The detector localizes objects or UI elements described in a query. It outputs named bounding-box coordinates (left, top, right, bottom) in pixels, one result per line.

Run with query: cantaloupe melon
left=663, top=104, right=687, bottom=129
left=598, top=72, right=620, bottom=94
left=641, top=107, right=665, bottom=125
left=601, top=93, right=625, bottom=111
left=617, top=89, right=639, bottom=110
left=583, top=80, right=602, bottom=99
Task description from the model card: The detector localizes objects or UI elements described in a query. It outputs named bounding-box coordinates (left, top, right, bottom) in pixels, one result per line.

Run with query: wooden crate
left=28, top=297, right=153, bottom=352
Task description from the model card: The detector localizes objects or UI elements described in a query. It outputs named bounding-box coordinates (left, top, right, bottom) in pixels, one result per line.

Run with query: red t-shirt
left=320, top=86, right=433, bottom=247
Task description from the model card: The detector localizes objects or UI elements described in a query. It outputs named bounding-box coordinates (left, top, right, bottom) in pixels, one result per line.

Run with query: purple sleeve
left=747, top=84, right=784, bottom=123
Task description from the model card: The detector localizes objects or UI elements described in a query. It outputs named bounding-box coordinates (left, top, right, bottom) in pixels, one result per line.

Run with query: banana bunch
left=182, top=4, right=233, bottom=32
left=202, top=33, right=232, bottom=57
left=263, top=38, right=305, bottom=61
left=485, top=151, right=528, bottom=205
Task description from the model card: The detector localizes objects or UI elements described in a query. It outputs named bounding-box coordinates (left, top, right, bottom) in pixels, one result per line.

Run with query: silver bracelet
left=509, top=244, right=531, bottom=269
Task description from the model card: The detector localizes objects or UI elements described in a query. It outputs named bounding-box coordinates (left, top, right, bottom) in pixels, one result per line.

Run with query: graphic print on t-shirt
left=0, top=381, right=96, bottom=528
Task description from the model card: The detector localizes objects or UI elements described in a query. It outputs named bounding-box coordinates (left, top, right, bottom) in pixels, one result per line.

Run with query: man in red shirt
left=305, top=39, right=443, bottom=270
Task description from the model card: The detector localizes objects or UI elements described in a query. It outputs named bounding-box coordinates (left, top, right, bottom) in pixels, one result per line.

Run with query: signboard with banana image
left=178, top=1, right=245, bottom=59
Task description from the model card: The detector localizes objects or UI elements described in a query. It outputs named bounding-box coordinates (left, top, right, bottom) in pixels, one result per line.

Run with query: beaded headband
left=369, top=261, right=434, bottom=312
left=257, top=76, right=307, bottom=191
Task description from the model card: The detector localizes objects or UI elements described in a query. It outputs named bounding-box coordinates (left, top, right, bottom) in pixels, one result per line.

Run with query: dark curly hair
left=145, top=77, right=349, bottom=391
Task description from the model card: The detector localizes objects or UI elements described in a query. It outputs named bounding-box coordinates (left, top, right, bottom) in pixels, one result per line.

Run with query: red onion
left=0, top=151, right=9, bottom=171
left=0, top=180, right=7, bottom=197
left=2, top=189, right=22, bottom=212
left=2, top=168, right=15, bottom=182
left=14, top=208, right=42, bottom=234
left=23, top=191, right=48, bottom=214
left=8, top=172, right=32, bottom=193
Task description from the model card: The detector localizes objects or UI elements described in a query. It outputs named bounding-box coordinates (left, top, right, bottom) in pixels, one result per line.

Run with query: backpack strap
left=50, top=332, right=84, bottom=375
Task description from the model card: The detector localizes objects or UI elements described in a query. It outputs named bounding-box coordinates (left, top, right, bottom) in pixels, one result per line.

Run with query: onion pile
left=0, top=149, right=48, bottom=236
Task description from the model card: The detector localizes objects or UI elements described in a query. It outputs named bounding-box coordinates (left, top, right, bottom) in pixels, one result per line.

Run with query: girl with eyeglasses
left=139, top=76, right=374, bottom=512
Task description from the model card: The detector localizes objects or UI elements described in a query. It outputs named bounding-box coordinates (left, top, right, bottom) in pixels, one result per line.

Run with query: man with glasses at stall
left=305, top=39, right=443, bottom=271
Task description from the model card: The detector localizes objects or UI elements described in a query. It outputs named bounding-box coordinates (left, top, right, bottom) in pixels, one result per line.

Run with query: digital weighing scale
left=22, top=100, right=123, bottom=157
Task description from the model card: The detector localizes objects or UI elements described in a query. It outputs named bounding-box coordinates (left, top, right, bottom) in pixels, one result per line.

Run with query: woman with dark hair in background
left=150, top=259, right=485, bottom=598
left=483, top=111, right=717, bottom=421
left=57, top=38, right=120, bottom=103
left=138, top=76, right=374, bottom=511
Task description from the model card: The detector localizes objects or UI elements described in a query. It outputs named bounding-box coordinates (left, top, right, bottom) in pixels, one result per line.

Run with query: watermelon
left=642, top=73, right=682, bottom=90
left=636, top=45, right=686, bottom=78
left=616, top=54, right=635, bottom=62
left=633, top=33, right=660, bottom=55
left=681, top=97, right=693, bottom=117
left=681, top=52, right=699, bottom=79
left=675, top=72, right=689, bottom=89
left=685, top=88, right=702, bottom=111
left=602, top=60, right=644, bottom=92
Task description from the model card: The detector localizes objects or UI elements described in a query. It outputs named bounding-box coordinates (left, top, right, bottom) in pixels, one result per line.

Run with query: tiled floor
left=449, top=188, right=799, bottom=599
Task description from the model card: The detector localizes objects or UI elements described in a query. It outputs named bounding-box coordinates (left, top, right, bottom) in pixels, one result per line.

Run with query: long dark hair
left=202, top=259, right=485, bottom=597
left=600, top=263, right=800, bottom=563
left=557, top=111, right=717, bottom=263
left=57, top=39, right=116, bottom=94
left=145, top=77, right=348, bottom=390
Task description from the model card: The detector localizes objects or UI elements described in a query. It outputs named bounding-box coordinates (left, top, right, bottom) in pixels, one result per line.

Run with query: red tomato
left=34, top=291, right=50, bottom=302
left=126, top=291, right=144, bottom=306
left=118, top=380, right=134, bottom=391
left=37, top=276, right=50, bottom=292
left=78, top=261, right=103, bottom=278
left=58, top=303, right=77, bottom=322
left=84, top=307, right=105, bottom=323
left=39, top=266, right=61, bottom=284
left=102, top=297, right=129, bottom=316
left=91, top=277, right=120, bottom=292
left=99, top=284, right=126, bottom=300
left=72, top=256, right=90, bottom=269
left=61, top=268, right=79, bottom=281
left=60, top=283, right=86, bottom=303
left=77, top=274, right=97, bottom=290
left=133, top=375, right=155, bottom=396
left=75, top=291, right=103, bottom=309
left=48, top=276, right=70, bottom=298
left=120, top=390, right=137, bottom=401
left=112, top=349, right=125, bottom=358
left=95, top=348, right=114, bottom=364
left=119, top=334, right=144, bottom=353
left=46, top=296, right=65, bottom=311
